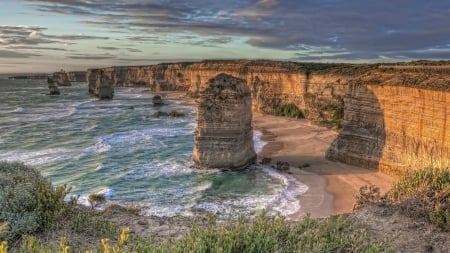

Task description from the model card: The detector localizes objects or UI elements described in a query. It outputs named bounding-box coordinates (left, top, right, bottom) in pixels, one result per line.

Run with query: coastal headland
left=80, top=59, right=450, bottom=216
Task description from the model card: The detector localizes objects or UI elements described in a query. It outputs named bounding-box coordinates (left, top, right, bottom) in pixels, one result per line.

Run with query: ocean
left=0, top=76, right=307, bottom=218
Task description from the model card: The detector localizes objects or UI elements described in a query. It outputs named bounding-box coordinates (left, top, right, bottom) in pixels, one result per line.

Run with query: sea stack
left=193, top=73, right=256, bottom=170
left=53, top=69, right=71, bottom=86
left=47, top=77, right=60, bottom=95
left=89, top=70, right=114, bottom=99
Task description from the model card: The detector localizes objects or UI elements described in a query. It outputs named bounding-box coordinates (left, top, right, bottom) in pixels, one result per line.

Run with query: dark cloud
left=68, top=53, right=116, bottom=60
left=97, top=46, right=120, bottom=50
left=8, top=45, right=67, bottom=51
left=23, top=0, right=450, bottom=61
left=0, top=50, right=42, bottom=58
left=0, top=25, right=108, bottom=46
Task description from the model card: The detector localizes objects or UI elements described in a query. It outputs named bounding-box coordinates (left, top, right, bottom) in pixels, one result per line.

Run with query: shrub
left=274, top=103, right=304, bottom=118
left=388, top=167, right=450, bottom=230
left=0, top=161, right=69, bottom=240
left=353, top=185, right=384, bottom=211
left=10, top=213, right=392, bottom=253
left=88, top=193, right=106, bottom=209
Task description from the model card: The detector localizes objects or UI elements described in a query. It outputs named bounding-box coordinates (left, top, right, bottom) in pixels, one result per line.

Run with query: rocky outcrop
left=67, top=71, right=86, bottom=82
left=87, top=61, right=369, bottom=124
left=87, top=69, right=114, bottom=99
left=47, top=77, right=60, bottom=95
left=152, top=95, right=164, bottom=106
left=193, top=73, right=256, bottom=170
left=86, top=60, right=450, bottom=175
left=327, top=65, right=450, bottom=175
left=52, top=70, right=71, bottom=86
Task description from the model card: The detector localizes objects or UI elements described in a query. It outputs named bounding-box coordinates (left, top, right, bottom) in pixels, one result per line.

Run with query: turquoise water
left=0, top=76, right=307, bottom=217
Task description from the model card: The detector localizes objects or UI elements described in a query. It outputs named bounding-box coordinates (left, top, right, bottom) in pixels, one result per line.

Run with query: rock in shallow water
left=47, top=77, right=60, bottom=95
left=193, top=73, right=256, bottom=170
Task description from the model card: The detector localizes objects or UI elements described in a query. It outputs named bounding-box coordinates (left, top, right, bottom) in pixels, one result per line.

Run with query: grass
left=355, top=168, right=450, bottom=231
left=388, top=167, right=450, bottom=230
left=2, top=214, right=393, bottom=253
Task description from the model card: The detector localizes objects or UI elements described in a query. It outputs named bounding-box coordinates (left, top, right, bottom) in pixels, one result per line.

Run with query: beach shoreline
left=252, top=113, right=394, bottom=219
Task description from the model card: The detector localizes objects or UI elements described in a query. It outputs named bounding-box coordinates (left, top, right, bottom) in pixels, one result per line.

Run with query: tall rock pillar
left=193, top=73, right=256, bottom=170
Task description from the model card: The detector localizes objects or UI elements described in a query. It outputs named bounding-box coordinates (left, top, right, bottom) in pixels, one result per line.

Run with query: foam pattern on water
left=0, top=80, right=308, bottom=219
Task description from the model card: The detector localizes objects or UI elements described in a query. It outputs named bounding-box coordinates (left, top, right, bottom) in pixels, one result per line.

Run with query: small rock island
left=193, top=73, right=256, bottom=170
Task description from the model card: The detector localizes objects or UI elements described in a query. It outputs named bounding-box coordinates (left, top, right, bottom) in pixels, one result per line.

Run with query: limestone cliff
left=86, top=69, right=114, bottom=99
left=67, top=71, right=86, bottom=82
left=327, top=64, right=450, bottom=175
left=193, top=73, right=256, bottom=170
left=86, top=60, right=450, bottom=175
left=87, top=61, right=370, bottom=124
left=52, top=70, right=71, bottom=86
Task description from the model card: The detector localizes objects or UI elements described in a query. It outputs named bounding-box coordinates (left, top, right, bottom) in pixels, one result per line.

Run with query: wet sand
left=252, top=113, right=394, bottom=220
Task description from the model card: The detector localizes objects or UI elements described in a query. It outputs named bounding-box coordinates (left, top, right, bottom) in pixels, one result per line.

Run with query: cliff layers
left=86, top=60, right=450, bottom=175
left=193, top=73, right=256, bottom=170
left=87, top=61, right=371, bottom=124
left=327, top=65, right=450, bottom=175
left=87, top=69, right=114, bottom=99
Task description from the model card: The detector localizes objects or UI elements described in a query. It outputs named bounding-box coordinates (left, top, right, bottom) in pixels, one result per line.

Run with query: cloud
left=97, top=46, right=142, bottom=52
left=7, top=45, right=67, bottom=51
left=68, top=53, right=116, bottom=60
left=21, top=0, right=450, bottom=61
left=0, top=50, right=42, bottom=58
left=97, top=46, right=119, bottom=50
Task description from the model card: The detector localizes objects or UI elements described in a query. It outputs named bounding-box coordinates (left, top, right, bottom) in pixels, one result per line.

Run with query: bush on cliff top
left=0, top=161, right=69, bottom=240
left=388, top=167, right=450, bottom=230
left=3, top=214, right=392, bottom=253
left=355, top=167, right=450, bottom=231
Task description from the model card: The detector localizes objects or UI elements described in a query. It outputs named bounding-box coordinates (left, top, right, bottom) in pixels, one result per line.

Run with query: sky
left=0, top=0, right=449, bottom=73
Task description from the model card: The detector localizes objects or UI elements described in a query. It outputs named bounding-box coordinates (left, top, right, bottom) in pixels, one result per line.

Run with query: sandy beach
left=252, top=113, right=394, bottom=219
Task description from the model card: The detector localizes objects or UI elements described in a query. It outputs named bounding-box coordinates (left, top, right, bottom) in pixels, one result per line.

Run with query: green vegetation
left=355, top=168, right=450, bottom=231
left=3, top=161, right=449, bottom=252
left=274, top=103, right=304, bottom=118
left=88, top=193, right=107, bottom=209
left=3, top=214, right=392, bottom=253
left=388, top=168, right=450, bottom=230
left=0, top=161, right=69, bottom=240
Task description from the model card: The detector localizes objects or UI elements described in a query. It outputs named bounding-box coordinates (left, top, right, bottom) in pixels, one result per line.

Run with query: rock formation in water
left=47, top=77, right=60, bottom=95
left=152, top=95, right=164, bottom=106
left=193, top=73, right=256, bottom=170
left=87, top=69, right=114, bottom=99
left=52, top=69, right=71, bottom=86
left=67, top=71, right=86, bottom=82
left=86, top=60, right=450, bottom=175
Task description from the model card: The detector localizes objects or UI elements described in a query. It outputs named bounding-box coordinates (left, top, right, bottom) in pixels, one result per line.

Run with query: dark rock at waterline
left=169, top=110, right=184, bottom=117
left=152, top=95, right=164, bottom=106
left=261, top=157, right=272, bottom=165
left=152, top=110, right=185, bottom=118
left=47, top=77, right=60, bottom=95
left=152, top=111, right=169, bottom=118
left=273, top=161, right=290, bottom=171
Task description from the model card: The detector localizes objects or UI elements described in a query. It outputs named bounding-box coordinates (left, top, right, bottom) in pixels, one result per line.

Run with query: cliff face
left=327, top=65, right=450, bottom=175
left=88, top=61, right=367, bottom=124
left=193, top=73, right=256, bottom=169
left=67, top=71, right=86, bottom=82
left=86, top=69, right=114, bottom=99
left=87, top=60, right=450, bottom=175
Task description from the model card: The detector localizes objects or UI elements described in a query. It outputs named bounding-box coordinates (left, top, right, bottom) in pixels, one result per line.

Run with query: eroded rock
left=152, top=95, right=164, bottom=106
left=47, top=77, right=60, bottom=95
left=193, top=73, right=256, bottom=170
left=87, top=69, right=114, bottom=99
